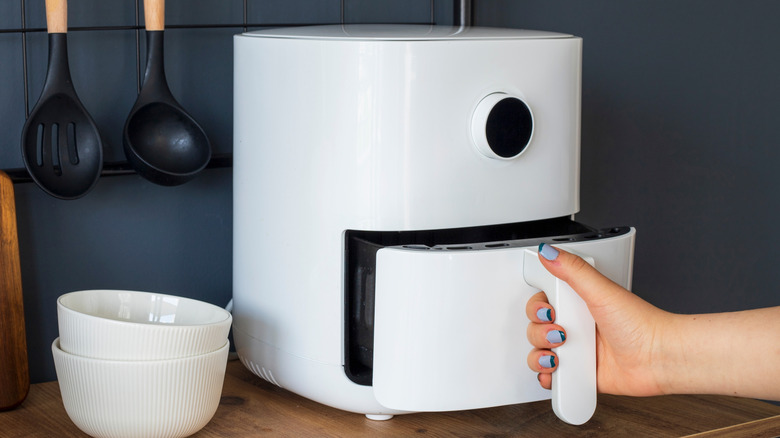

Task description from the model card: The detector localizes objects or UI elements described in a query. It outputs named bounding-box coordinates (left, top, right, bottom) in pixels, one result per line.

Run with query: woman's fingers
left=527, top=321, right=567, bottom=349
left=526, top=291, right=555, bottom=323
left=528, top=348, right=558, bottom=378
left=527, top=290, right=563, bottom=384
left=537, top=243, right=627, bottom=313
left=537, top=372, right=552, bottom=390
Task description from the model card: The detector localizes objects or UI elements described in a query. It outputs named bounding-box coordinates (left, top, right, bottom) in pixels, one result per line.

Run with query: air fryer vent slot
left=240, top=356, right=282, bottom=388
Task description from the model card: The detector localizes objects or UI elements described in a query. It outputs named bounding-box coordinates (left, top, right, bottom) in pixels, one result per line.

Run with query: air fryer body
left=233, top=25, right=635, bottom=419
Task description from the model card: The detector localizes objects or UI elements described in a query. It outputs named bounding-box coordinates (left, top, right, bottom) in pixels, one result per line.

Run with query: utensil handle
left=144, top=0, right=165, bottom=31
left=45, top=0, right=67, bottom=34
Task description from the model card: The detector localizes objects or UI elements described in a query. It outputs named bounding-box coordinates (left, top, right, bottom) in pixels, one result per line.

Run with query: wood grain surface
left=0, top=171, right=29, bottom=411
left=2, top=359, right=780, bottom=437
left=44, top=0, right=67, bottom=33
left=683, top=414, right=780, bottom=438
left=144, top=0, right=165, bottom=31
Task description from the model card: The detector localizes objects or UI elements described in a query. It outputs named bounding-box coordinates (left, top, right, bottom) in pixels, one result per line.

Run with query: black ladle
left=21, top=0, right=103, bottom=200
left=123, top=0, right=211, bottom=186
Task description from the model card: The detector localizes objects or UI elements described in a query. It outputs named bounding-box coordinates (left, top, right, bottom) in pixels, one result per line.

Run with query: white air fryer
left=232, top=25, right=635, bottom=425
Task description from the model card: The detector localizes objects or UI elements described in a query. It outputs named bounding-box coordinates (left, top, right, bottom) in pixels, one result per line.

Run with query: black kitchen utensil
left=21, top=0, right=103, bottom=200
left=123, top=0, right=211, bottom=186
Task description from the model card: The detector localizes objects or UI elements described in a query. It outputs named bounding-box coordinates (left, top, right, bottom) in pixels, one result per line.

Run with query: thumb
left=537, top=243, right=626, bottom=311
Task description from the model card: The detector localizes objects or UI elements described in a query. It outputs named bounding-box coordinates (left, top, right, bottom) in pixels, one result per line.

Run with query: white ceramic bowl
left=52, top=338, right=229, bottom=438
left=57, top=289, right=232, bottom=360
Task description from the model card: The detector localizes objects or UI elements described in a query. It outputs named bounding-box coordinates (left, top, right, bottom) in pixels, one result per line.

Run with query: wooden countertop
left=3, top=359, right=780, bottom=437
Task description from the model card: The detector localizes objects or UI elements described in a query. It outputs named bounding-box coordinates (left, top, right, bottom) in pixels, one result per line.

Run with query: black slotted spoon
left=21, top=0, right=103, bottom=200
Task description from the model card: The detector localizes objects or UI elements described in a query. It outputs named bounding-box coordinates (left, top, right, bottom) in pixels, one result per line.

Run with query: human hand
left=526, top=243, right=670, bottom=396
left=526, top=243, right=780, bottom=400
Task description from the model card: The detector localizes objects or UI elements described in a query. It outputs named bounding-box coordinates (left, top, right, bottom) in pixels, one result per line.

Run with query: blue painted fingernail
left=546, top=330, right=566, bottom=344
left=539, top=355, right=556, bottom=369
left=539, top=243, right=559, bottom=261
left=536, top=308, right=552, bottom=322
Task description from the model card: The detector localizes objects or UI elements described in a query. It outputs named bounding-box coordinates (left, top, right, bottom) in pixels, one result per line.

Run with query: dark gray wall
left=2, top=1, right=778, bottom=384
left=476, top=1, right=780, bottom=316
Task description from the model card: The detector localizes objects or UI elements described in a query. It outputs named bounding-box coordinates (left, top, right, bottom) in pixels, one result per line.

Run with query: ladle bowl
left=122, top=0, right=211, bottom=186
left=124, top=101, right=211, bottom=186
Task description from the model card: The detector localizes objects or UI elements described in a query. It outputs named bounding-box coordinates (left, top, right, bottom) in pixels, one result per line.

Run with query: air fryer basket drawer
left=343, top=216, right=631, bottom=386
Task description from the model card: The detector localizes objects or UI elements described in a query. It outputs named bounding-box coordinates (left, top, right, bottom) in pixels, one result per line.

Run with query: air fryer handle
left=523, top=249, right=597, bottom=425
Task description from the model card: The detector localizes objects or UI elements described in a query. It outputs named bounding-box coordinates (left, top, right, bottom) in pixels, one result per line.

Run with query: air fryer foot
left=365, top=413, right=394, bottom=421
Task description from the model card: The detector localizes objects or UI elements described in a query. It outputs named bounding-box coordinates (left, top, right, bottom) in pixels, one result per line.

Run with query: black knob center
left=485, top=97, right=533, bottom=158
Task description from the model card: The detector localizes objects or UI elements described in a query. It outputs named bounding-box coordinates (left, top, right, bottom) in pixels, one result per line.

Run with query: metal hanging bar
left=455, top=0, right=473, bottom=27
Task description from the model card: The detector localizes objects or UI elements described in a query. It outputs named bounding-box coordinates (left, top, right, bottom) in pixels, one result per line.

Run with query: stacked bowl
left=52, top=289, right=232, bottom=438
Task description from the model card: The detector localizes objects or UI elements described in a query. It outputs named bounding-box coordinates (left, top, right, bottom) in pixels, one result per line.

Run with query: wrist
left=642, top=307, right=780, bottom=400
left=653, top=312, right=690, bottom=395
left=654, top=312, right=737, bottom=396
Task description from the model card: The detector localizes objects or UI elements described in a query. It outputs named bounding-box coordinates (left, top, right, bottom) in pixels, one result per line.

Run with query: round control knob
left=471, top=93, right=534, bottom=160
